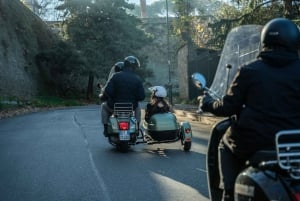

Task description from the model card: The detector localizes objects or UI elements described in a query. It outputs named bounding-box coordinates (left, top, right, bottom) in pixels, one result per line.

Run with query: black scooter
left=192, top=72, right=300, bottom=201
left=192, top=24, right=300, bottom=201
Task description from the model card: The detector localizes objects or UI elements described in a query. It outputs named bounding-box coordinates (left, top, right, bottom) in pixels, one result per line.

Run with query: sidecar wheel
left=183, top=141, right=191, bottom=151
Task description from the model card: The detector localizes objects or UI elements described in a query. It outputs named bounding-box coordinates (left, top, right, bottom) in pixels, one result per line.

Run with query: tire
left=117, top=142, right=129, bottom=153
left=180, top=131, right=191, bottom=151
left=183, top=141, right=191, bottom=151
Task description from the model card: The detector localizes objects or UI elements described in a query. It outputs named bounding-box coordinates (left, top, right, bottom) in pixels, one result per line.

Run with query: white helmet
left=148, top=86, right=167, bottom=98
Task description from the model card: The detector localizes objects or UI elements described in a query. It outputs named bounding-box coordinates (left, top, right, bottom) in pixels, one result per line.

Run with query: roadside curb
left=173, top=108, right=220, bottom=125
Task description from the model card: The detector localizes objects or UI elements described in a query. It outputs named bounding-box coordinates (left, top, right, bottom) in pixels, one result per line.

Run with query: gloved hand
left=200, top=92, right=215, bottom=112
left=99, top=92, right=108, bottom=101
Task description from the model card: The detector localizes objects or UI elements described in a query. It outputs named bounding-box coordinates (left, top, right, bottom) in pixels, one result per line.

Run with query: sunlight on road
left=150, top=172, right=209, bottom=201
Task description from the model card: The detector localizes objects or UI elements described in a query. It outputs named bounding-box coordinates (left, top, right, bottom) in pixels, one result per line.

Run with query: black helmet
left=114, top=62, right=124, bottom=72
left=261, top=18, right=300, bottom=51
left=124, top=56, right=140, bottom=69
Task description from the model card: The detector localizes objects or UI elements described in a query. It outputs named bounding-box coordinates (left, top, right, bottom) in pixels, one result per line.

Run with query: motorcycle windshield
left=210, top=25, right=263, bottom=98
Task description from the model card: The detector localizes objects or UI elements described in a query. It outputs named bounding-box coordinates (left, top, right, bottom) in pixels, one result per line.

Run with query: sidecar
left=140, top=112, right=192, bottom=151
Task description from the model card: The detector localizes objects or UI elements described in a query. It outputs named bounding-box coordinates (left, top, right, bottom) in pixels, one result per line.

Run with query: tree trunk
left=86, top=72, right=94, bottom=100
left=283, top=0, right=293, bottom=17
left=140, top=0, right=147, bottom=18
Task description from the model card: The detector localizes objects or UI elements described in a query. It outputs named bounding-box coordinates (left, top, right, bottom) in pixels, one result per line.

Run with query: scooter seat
left=247, top=150, right=277, bottom=167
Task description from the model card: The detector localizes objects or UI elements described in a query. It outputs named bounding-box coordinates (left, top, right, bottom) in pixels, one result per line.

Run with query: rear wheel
left=183, top=141, right=191, bottom=151
left=117, top=142, right=129, bottom=153
left=180, top=131, right=191, bottom=151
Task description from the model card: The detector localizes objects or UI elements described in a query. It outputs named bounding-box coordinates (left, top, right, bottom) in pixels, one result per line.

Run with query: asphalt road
left=0, top=105, right=212, bottom=201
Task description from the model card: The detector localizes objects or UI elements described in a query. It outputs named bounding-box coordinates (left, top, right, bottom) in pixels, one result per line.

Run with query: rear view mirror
left=191, top=72, right=206, bottom=90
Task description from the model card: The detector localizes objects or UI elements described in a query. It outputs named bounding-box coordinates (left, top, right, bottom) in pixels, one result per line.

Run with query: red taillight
left=118, top=122, right=129, bottom=130
left=292, top=193, right=300, bottom=201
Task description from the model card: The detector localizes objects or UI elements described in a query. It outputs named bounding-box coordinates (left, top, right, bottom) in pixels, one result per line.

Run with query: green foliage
left=60, top=0, right=152, bottom=79
left=172, top=0, right=223, bottom=48
left=130, top=0, right=176, bottom=18
left=35, top=40, right=88, bottom=97
left=0, top=96, right=83, bottom=115
left=0, top=97, right=19, bottom=110
left=207, top=0, right=300, bottom=49
left=135, top=67, right=154, bottom=82
left=172, top=0, right=192, bottom=42
left=31, top=96, right=83, bottom=107
left=170, top=0, right=300, bottom=50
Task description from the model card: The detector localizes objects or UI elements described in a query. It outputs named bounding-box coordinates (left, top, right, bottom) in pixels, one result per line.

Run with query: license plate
left=119, top=130, right=130, bottom=141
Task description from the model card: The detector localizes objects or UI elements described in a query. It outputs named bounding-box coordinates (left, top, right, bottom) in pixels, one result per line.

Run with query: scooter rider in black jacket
left=201, top=18, right=300, bottom=201
left=100, top=56, right=145, bottom=137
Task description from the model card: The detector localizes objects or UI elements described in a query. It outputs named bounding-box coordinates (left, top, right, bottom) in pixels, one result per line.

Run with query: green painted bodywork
left=108, top=116, right=137, bottom=134
left=143, top=112, right=180, bottom=131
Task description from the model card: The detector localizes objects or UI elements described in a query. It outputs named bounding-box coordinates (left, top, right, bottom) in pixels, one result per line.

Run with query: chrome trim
left=276, top=130, right=300, bottom=179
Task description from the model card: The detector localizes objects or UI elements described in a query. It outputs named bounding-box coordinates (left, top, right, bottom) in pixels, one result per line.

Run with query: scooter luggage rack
left=113, top=103, right=133, bottom=117
left=276, top=129, right=300, bottom=180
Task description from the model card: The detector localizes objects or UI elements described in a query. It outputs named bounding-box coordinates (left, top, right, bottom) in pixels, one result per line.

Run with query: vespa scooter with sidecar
left=104, top=102, right=192, bottom=152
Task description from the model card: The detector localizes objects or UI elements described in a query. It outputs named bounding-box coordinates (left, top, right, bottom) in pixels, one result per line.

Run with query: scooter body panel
left=235, top=167, right=291, bottom=201
left=142, top=113, right=180, bottom=141
left=144, top=112, right=179, bottom=131
left=107, top=114, right=138, bottom=152
left=108, top=116, right=137, bottom=134
left=141, top=113, right=192, bottom=151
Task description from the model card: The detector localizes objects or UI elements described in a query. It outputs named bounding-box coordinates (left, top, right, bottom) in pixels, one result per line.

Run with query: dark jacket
left=202, top=50, right=300, bottom=158
left=101, top=68, right=145, bottom=110
left=145, top=98, right=170, bottom=122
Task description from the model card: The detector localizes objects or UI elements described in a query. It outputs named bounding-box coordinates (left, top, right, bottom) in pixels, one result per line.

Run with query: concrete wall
left=178, top=45, right=220, bottom=100
left=141, top=18, right=180, bottom=96
left=0, top=0, right=38, bottom=98
left=0, top=0, right=57, bottom=99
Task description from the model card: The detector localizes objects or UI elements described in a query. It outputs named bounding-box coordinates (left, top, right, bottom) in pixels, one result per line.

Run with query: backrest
left=113, top=103, right=133, bottom=117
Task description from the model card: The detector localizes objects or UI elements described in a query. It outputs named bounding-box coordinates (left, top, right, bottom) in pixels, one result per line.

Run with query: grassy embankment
left=0, top=96, right=92, bottom=119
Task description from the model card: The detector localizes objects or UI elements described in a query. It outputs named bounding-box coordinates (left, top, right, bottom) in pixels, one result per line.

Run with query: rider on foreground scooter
left=100, top=56, right=145, bottom=137
left=200, top=18, right=300, bottom=201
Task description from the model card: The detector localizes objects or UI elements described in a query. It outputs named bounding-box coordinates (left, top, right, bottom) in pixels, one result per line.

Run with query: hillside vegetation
left=0, top=0, right=58, bottom=99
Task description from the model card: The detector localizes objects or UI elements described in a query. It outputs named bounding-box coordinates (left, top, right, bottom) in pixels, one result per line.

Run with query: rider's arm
left=144, top=103, right=153, bottom=122
left=136, top=78, right=146, bottom=101
left=102, top=74, right=116, bottom=99
left=202, top=67, right=248, bottom=116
